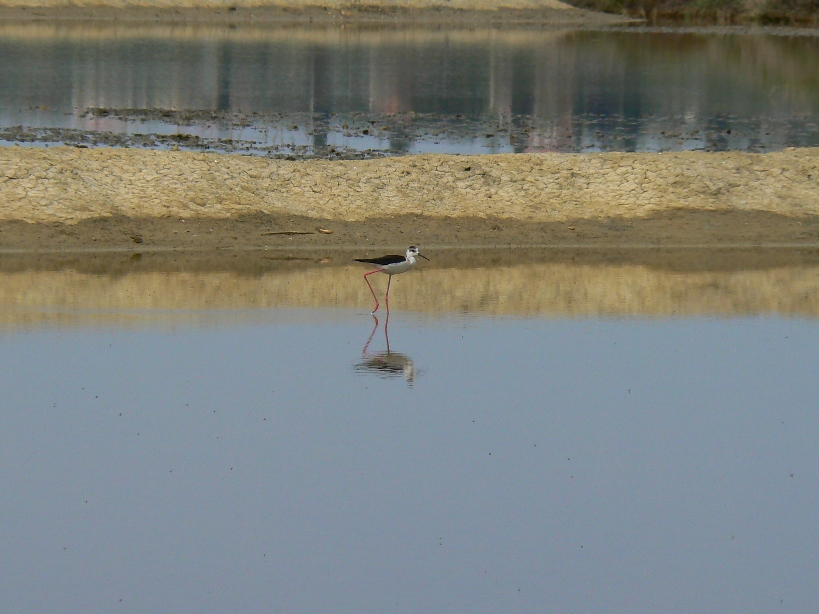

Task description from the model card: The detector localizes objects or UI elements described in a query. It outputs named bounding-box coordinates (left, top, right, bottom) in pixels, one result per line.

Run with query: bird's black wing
left=355, top=255, right=406, bottom=266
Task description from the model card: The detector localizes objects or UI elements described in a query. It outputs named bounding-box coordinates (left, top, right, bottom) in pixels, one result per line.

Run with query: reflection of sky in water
left=2, top=28, right=819, bottom=154
left=1, top=312, right=818, bottom=612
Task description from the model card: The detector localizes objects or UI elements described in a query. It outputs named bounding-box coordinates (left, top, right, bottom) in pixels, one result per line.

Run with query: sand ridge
left=2, top=147, right=819, bottom=226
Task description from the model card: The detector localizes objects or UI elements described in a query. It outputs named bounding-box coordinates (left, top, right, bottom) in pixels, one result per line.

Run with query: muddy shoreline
left=7, top=108, right=815, bottom=159
left=3, top=209, right=819, bottom=256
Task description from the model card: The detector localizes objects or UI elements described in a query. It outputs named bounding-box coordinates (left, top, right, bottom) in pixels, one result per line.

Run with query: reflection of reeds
left=528, top=31, right=819, bottom=120
left=2, top=26, right=817, bottom=133
left=1, top=264, right=818, bottom=330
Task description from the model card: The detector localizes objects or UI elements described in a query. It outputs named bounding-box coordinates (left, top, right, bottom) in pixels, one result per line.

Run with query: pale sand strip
left=0, top=0, right=573, bottom=10
left=1, top=264, right=818, bottom=329
left=0, top=21, right=576, bottom=43
left=2, top=148, right=818, bottom=224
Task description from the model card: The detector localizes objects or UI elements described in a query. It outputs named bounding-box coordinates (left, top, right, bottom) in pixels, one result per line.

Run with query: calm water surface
left=1, top=309, right=818, bottom=612
left=3, top=22, right=819, bottom=611
left=2, top=25, right=819, bottom=155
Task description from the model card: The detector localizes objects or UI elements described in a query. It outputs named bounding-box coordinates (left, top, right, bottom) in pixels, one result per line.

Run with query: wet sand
left=2, top=210, right=819, bottom=254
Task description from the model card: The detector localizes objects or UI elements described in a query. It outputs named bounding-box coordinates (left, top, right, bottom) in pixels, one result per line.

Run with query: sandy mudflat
left=1, top=147, right=819, bottom=252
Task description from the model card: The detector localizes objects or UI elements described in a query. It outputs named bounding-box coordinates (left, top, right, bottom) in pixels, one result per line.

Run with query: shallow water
left=2, top=24, right=819, bottom=156
left=1, top=257, right=819, bottom=327
left=1, top=308, right=818, bottom=612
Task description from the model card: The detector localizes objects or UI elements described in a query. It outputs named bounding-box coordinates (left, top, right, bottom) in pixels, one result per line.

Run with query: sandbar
left=1, top=147, right=818, bottom=253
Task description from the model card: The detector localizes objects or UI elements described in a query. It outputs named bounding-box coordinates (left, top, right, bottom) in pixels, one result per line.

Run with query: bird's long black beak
left=419, top=254, right=430, bottom=261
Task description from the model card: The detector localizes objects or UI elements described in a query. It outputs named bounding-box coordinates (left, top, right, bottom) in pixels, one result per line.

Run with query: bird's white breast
left=381, top=259, right=415, bottom=275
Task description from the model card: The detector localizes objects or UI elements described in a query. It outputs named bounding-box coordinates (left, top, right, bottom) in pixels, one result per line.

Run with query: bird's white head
left=406, top=245, right=430, bottom=262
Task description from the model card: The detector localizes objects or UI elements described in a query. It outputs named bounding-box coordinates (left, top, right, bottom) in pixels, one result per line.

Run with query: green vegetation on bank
left=564, top=0, right=819, bottom=25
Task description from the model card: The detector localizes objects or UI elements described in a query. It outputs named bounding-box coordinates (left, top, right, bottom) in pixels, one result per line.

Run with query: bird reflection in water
left=355, top=313, right=416, bottom=385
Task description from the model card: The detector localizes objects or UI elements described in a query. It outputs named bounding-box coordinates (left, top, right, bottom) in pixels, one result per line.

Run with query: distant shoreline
left=0, top=0, right=815, bottom=26
left=0, top=1, right=634, bottom=26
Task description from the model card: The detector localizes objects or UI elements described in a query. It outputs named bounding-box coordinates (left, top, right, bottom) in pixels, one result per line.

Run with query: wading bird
left=355, top=245, right=429, bottom=313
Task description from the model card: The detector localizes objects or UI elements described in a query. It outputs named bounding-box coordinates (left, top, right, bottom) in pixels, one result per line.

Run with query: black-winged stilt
left=355, top=245, right=429, bottom=313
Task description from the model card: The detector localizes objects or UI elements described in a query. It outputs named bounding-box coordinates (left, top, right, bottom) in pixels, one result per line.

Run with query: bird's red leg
left=363, top=270, right=381, bottom=313
left=384, top=309, right=391, bottom=353
left=362, top=314, right=379, bottom=355
left=385, top=275, right=392, bottom=312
